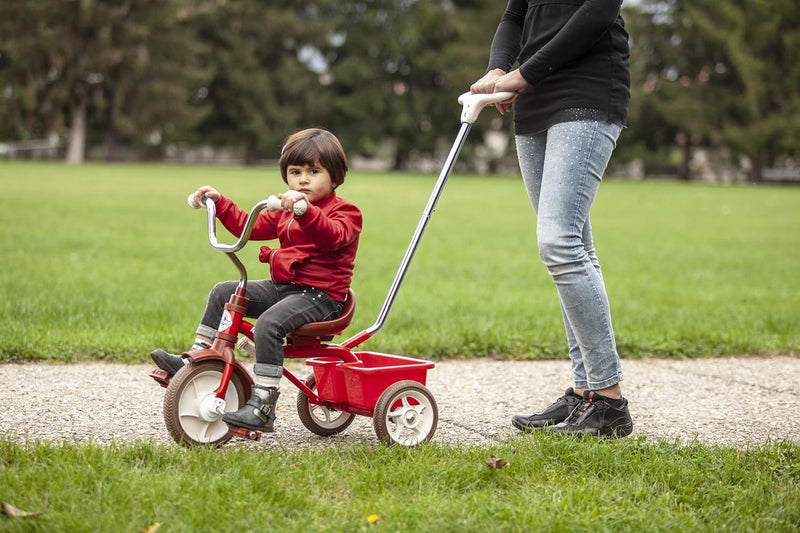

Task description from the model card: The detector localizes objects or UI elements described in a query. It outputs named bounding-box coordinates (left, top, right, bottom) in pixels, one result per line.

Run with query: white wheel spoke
left=168, top=367, right=241, bottom=445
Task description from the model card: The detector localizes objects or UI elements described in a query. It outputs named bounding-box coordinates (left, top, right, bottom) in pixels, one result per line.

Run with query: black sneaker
left=512, top=388, right=584, bottom=432
left=548, top=390, right=633, bottom=438
left=150, top=349, right=190, bottom=376
left=223, top=386, right=280, bottom=433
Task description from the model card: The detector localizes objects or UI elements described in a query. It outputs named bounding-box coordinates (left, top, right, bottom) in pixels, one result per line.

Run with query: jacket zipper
left=285, top=218, right=295, bottom=245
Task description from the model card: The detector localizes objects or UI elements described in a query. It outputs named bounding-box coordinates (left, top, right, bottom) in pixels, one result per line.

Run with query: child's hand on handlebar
left=277, top=190, right=309, bottom=212
left=195, top=185, right=220, bottom=203
left=188, top=186, right=221, bottom=208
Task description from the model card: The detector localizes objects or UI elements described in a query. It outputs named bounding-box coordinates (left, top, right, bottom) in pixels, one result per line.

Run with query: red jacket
left=215, top=192, right=362, bottom=302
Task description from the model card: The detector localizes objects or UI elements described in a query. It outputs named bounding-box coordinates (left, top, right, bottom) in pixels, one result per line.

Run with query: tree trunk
left=676, top=131, right=691, bottom=181
left=103, top=129, right=119, bottom=161
left=749, top=161, right=764, bottom=183
left=65, top=101, right=87, bottom=164
left=244, top=139, right=259, bottom=166
left=393, top=147, right=409, bottom=171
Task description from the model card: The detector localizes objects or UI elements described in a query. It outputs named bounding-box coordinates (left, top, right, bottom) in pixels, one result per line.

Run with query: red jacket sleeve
left=294, top=201, right=362, bottom=252
left=214, top=195, right=279, bottom=241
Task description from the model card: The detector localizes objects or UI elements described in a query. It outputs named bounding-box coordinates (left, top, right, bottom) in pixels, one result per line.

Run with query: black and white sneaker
left=548, top=390, right=633, bottom=438
left=512, top=388, right=584, bottom=432
left=150, top=349, right=189, bottom=376
left=150, top=341, right=210, bottom=376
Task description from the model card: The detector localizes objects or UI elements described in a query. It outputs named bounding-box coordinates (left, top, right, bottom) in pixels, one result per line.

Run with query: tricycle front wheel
left=163, top=361, right=248, bottom=447
left=296, top=374, right=356, bottom=437
left=373, top=380, right=438, bottom=446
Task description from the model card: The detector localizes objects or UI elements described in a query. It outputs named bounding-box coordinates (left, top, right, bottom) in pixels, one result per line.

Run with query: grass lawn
left=1, top=162, right=799, bottom=532
left=1, top=161, right=798, bottom=362
left=1, top=436, right=799, bottom=532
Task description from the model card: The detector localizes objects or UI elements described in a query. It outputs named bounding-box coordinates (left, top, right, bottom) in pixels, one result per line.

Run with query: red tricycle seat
left=287, top=288, right=355, bottom=343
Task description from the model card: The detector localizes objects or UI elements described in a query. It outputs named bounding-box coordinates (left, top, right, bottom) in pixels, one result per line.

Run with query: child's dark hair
left=279, top=128, right=349, bottom=187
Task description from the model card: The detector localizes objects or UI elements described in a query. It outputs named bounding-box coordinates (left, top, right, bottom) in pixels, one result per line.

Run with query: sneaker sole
left=512, top=417, right=560, bottom=432
left=546, top=420, right=634, bottom=439
left=600, top=421, right=633, bottom=438
left=222, top=417, right=274, bottom=433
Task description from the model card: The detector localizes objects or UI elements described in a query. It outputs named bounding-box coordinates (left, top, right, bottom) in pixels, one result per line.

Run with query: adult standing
left=470, top=0, right=633, bottom=437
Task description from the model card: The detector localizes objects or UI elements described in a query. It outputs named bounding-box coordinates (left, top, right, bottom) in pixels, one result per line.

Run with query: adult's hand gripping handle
left=457, top=91, right=516, bottom=124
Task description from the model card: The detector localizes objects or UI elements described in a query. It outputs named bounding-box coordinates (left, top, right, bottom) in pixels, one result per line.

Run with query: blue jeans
left=515, top=120, right=623, bottom=390
left=196, top=281, right=343, bottom=378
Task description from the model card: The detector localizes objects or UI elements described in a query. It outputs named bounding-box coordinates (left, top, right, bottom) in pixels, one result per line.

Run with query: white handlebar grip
left=187, top=193, right=202, bottom=209
left=292, top=200, right=307, bottom=216
left=458, top=91, right=516, bottom=124
left=266, top=195, right=281, bottom=211
left=266, top=195, right=308, bottom=216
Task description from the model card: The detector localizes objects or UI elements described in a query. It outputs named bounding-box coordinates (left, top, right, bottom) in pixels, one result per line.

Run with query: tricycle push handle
left=352, top=91, right=516, bottom=344
left=457, top=91, right=515, bottom=124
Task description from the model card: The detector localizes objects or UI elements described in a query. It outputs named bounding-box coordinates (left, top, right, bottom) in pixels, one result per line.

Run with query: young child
left=150, top=128, right=362, bottom=433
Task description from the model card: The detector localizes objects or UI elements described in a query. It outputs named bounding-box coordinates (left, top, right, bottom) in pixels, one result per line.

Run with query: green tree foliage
left=2, top=0, right=798, bottom=174
left=98, top=3, right=211, bottom=160
left=316, top=0, right=454, bottom=168
left=623, top=0, right=800, bottom=180
left=441, top=0, right=515, bottom=168
left=0, top=0, right=209, bottom=163
left=190, top=0, right=330, bottom=164
left=314, top=0, right=509, bottom=169
left=623, top=0, right=723, bottom=178
left=306, top=0, right=504, bottom=169
left=686, top=0, right=800, bottom=180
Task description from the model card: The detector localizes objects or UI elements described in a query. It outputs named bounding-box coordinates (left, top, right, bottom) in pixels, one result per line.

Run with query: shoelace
left=565, top=392, right=610, bottom=424
left=565, top=400, right=594, bottom=424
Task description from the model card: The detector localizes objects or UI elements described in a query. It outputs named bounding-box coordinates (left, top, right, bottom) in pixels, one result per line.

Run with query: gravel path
left=1, top=356, right=798, bottom=448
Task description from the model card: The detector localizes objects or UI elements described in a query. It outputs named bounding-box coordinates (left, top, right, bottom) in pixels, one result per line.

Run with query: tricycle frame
left=151, top=91, right=514, bottom=447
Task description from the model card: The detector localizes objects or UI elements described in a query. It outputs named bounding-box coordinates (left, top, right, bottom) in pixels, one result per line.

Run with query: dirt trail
left=1, top=357, right=798, bottom=448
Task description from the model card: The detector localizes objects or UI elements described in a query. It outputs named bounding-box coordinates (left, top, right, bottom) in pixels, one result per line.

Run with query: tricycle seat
left=287, top=289, right=355, bottom=343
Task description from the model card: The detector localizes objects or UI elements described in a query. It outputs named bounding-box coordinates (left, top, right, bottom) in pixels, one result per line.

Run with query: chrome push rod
left=362, top=91, right=516, bottom=337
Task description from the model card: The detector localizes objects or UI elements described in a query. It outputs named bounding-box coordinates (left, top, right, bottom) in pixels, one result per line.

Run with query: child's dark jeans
left=196, top=280, right=343, bottom=378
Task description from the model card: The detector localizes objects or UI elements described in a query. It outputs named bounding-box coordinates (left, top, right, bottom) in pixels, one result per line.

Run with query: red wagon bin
left=308, top=352, right=434, bottom=410
left=304, top=353, right=437, bottom=446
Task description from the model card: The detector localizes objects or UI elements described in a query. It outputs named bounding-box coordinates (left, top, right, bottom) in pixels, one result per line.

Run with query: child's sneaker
left=150, top=349, right=189, bottom=376
left=512, top=388, right=584, bottom=431
left=548, top=390, right=633, bottom=438
left=149, top=340, right=210, bottom=376
left=223, top=385, right=280, bottom=432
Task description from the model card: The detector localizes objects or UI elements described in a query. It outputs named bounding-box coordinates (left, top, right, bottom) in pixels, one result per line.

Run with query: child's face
left=286, top=162, right=335, bottom=203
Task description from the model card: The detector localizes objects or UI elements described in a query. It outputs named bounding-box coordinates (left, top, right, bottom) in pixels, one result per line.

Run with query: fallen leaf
left=1, top=501, right=45, bottom=518
left=484, top=454, right=509, bottom=469
left=138, top=523, right=161, bottom=533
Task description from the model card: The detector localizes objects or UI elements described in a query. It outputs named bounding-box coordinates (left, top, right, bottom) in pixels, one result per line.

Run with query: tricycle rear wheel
left=373, top=380, right=438, bottom=446
left=163, top=361, right=248, bottom=447
left=296, top=374, right=356, bottom=436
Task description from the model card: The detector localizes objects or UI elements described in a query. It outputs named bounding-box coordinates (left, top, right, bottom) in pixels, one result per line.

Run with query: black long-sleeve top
left=487, top=0, right=631, bottom=134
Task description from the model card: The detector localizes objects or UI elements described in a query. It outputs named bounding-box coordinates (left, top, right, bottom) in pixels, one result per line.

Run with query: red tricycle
left=149, top=91, right=514, bottom=447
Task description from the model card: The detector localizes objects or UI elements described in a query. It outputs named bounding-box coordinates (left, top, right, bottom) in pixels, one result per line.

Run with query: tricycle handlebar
left=204, top=196, right=269, bottom=254
left=187, top=194, right=307, bottom=254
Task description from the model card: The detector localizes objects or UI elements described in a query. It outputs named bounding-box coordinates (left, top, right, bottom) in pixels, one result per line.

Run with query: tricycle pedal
left=228, top=426, right=262, bottom=441
left=149, top=368, right=171, bottom=388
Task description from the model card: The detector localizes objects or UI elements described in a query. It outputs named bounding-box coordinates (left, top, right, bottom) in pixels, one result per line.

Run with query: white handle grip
left=266, top=195, right=307, bottom=216
left=187, top=193, right=202, bottom=209
left=458, top=91, right=516, bottom=124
